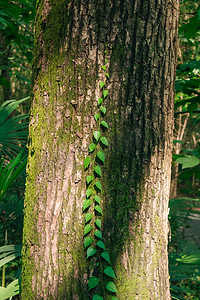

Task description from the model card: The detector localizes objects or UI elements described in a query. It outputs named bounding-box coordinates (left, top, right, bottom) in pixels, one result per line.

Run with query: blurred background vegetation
left=0, top=0, right=199, bottom=299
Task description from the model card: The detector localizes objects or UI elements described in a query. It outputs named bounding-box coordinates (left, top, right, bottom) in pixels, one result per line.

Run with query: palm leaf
left=0, top=245, right=22, bottom=267
left=0, top=97, right=29, bottom=158
left=0, top=150, right=27, bottom=202
left=0, top=279, right=20, bottom=299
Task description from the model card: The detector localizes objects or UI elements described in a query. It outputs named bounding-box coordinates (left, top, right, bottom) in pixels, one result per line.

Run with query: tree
left=21, top=1, right=179, bottom=299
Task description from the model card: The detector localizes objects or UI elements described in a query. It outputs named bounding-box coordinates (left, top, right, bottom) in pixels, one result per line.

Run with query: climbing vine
left=83, top=48, right=117, bottom=300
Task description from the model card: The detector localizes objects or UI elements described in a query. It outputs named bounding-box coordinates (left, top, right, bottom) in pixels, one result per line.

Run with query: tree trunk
left=22, top=0, right=179, bottom=299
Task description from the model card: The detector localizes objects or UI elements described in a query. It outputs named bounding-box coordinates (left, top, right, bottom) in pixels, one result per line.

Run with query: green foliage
left=82, top=53, right=117, bottom=298
left=106, top=281, right=118, bottom=293
left=84, top=157, right=91, bottom=170
left=83, top=199, right=91, bottom=211
left=94, top=165, right=102, bottom=177
left=0, top=98, right=29, bottom=158
left=0, top=151, right=27, bottom=202
left=93, top=294, right=103, bottom=300
left=0, top=245, right=22, bottom=268
left=0, top=0, right=35, bottom=97
left=104, top=266, right=116, bottom=279
left=84, top=236, right=93, bottom=248
left=0, top=279, right=20, bottom=300
left=169, top=198, right=200, bottom=299
left=88, top=276, right=100, bottom=290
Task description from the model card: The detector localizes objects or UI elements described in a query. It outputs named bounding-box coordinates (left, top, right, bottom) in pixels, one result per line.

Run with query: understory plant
left=0, top=98, right=28, bottom=299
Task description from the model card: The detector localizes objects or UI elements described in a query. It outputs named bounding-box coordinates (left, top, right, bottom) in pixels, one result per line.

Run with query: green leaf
left=94, top=195, right=101, bottom=204
left=99, top=81, right=105, bottom=89
left=176, top=156, right=200, bottom=169
left=100, top=106, right=106, bottom=114
left=95, top=113, right=100, bottom=121
left=84, top=157, right=91, bottom=170
left=84, top=236, right=93, bottom=248
left=98, top=98, right=103, bottom=106
left=0, top=151, right=27, bottom=202
left=84, top=224, right=92, bottom=236
left=96, top=151, right=105, bottom=163
left=85, top=213, right=93, bottom=223
left=93, top=131, right=101, bottom=142
left=101, top=251, right=110, bottom=263
left=94, top=230, right=102, bottom=239
left=88, top=276, right=100, bottom=290
left=101, top=120, right=108, bottom=129
left=103, top=90, right=108, bottom=98
left=94, top=165, right=102, bottom=177
left=105, top=73, right=110, bottom=78
left=95, top=205, right=103, bottom=214
left=87, top=247, right=96, bottom=258
left=89, top=143, right=96, bottom=152
left=0, top=279, right=20, bottom=300
left=0, top=245, right=22, bottom=268
left=97, top=240, right=106, bottom=250
left=95, top=181, right=102, bottom=191
left=86, top=175, right=93, bottom=184
left=102, top=65, right=106, bottom=71
left=100, top=136, right=108, bottom=147
left=83, top=199, right=91, bottom=211
left=104, top=267, right=116, bottom=278
left=95, top=219, right=102, bottom=229
left=86, top=189, right=92, bottom=198
left=93, top=295, right=103, bottom=300
left=0, top=98, right=29, bottom=159
left=106, top=281, right=117, bottom=293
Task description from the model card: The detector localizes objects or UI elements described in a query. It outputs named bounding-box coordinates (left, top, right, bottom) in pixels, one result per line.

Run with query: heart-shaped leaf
left=103, top=90, right=108, bottom=98
left=96, top=151, right=105, bottom=163
left=83, top=199, right=91, bottom=211
left=99, top=81, right=105, bottom=89
left=95, top=219, right=102, bottom=228
left=95, top=181, right=102, bottom=191
left=95, top=205, right=102, bottom=214
left=95, top=113, right=100, bottom=121
left=86, top=175, right=93, bottom=184
left=101, top=251, right=110, bottom=263
left=94, top=195, right=100, bottom=204
left=102, top=65, right=106, bottom=71
left=93, top=131, right=101, bottom=142
left=97, top=240, right=105, bottom=250
left=106, top=281, right=117, bottom=293
left=87, top=247, right=96, bottom=258
left=105, top=73, right=109, bottom=78
left=88, top=276, right=100, bottom=290
left=86, top=189, right=92, bottom=198
left=94, top=230, right=102, bottom=239
left=84, top=236, right=93, bottom=248
left=89, top=143, right=96, bottom=152
left=98, top=98, right=103, bottom=106
left=84, top=157, right=90, bottom=170
left=93, top=295, right=103, bottom=300
left=85, top=213, right=93, bottom=223
left=104, top=266, right=116, bottom=278
left=100, top=136, right=108, bottom=147
left=94, top=165, right=102, bottom=177
left=100, top=106, right=106, bottom=114
left=101, top=121, right=108, bottom=129
left=84, top=224, right=92, bottom=236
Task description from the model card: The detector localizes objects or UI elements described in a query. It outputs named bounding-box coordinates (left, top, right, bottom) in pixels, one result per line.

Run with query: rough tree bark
left=22, top=0, right=179, bottom=299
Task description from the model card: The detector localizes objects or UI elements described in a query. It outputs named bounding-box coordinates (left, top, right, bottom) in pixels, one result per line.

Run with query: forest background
left=0, top=0, right=199, bottom=299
